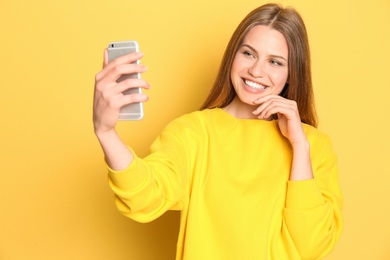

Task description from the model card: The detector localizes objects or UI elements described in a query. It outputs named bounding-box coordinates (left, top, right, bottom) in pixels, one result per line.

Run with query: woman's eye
left=243, top=51, right=254, bottom=57
left=270, top=60, right=282, bottom=66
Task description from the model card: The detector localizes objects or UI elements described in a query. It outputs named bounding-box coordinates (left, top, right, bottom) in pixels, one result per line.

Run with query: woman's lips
left=243, top=79, right=268, bottom=93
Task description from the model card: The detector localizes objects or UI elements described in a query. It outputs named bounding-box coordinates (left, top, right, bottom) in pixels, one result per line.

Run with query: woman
left=93, top=3, right=343, bottom=260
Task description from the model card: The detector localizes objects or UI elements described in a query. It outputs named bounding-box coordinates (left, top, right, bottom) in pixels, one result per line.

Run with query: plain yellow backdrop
left=1, top=0, right=389, bottom=259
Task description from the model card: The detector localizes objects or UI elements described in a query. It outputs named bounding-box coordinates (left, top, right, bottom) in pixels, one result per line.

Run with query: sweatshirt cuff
left=285, top=179, right=325, bottom=210
left=108, top=155, right=149, bottom=191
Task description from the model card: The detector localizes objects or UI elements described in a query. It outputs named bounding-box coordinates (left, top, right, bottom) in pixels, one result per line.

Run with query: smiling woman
left=202, top=3, right=316, bottom=127
left=226, top=25, right=289, bottom=119
left=93, top=3, right=343, bottom=260
left=2, top=0, right=390, bottom=258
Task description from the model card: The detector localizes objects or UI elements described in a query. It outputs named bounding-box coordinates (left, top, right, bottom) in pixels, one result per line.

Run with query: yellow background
left=1, top=0, right=389, bottom=259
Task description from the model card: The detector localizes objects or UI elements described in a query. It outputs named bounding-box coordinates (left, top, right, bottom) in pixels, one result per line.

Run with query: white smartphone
left=107, top=40, right=144, bottom=120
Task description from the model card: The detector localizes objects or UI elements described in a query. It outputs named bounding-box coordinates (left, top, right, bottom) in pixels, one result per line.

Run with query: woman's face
left=230, top=25, right=289, bottom=107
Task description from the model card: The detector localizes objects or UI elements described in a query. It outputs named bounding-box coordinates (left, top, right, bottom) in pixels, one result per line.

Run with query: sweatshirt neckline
left=214, top=108, right=277, bottom=125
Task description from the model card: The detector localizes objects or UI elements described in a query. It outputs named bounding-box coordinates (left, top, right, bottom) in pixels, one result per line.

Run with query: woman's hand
left=252, top=94, right=306, bottom=146
left=93, top=49, right=150, bottom=136
left=253, top=94, right=313, bottom=180
left=92, top=49, right=150, bottom=170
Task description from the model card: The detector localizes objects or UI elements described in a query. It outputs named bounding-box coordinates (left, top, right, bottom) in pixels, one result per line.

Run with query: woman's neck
left=222, top=97, right=273, bottom=121
left=222, top=97, right=257, bottom=119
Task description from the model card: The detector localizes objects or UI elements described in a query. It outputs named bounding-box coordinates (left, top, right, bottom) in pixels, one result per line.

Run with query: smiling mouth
left=244, top=79, right=268, bottom=90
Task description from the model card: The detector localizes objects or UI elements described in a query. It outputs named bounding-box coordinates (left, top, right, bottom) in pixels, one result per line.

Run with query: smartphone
left=107, top=40, right=144, bottom=120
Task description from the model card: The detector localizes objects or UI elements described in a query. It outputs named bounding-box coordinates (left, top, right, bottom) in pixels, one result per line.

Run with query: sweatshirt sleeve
left=282, top=133, right=343, bottom=259
left=107, top=118, right=194, bottom=223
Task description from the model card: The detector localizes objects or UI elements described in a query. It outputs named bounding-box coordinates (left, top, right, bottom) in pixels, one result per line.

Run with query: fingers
left=95, top=50, right=149, bottom=98
left=104, top=92, right=148, bottom=111
left=252, top=95, right=299, bottom=120
left=96, top=77, right=150, bottom=113
left=102, top=63, right=148, bottom=85
left=115, top=78, right=151, bottom=96
left=96, top=51, right=145, bottom=82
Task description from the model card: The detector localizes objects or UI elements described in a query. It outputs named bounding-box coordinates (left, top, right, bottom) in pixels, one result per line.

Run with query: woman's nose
left=248, top=60, right=266, bottom=78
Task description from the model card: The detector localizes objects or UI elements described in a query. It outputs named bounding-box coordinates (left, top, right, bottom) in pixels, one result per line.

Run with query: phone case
left=107, top=40, right=144, bottom=120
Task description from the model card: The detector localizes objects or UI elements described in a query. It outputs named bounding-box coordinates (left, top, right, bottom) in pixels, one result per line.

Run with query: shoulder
left=176, top=109, right=220, bottom=122
left=165, top=109, right=220, bottom=130
left=160, top=109, right=215, bottom=137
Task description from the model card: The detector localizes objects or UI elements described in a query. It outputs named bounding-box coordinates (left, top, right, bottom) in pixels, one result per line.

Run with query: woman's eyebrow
left=241, top=44, right=258, bottom=55
left=240, top=43, right=288, bottom=61
left=270, top=54, right=288, bottom=61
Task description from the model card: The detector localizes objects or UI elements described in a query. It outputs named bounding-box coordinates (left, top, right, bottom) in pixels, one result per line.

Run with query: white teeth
left=245, top=80, right=266, bottom=90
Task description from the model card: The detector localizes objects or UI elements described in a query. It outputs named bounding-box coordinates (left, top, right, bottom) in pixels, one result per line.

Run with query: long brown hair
left=201, top=3, right=318, bottom=127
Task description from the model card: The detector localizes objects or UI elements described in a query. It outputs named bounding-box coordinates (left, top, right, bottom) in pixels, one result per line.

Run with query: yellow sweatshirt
left=108, top=108, right=343, bottom=260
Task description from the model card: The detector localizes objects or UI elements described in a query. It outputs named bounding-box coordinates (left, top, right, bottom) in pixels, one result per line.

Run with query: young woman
left=93, top=3, right=343, bottom=260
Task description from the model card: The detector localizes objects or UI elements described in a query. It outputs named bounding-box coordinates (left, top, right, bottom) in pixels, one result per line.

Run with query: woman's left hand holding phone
left=93, top=50, right=150, bottom=170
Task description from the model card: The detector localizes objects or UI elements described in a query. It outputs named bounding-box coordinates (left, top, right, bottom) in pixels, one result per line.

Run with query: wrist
left=290, top=139, right=313, bottom=181
left=94, top=128, right=134, bottom=171
left=291, top=138, right=310, bottom=152
left=95, top=127, right=118, bottom=144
